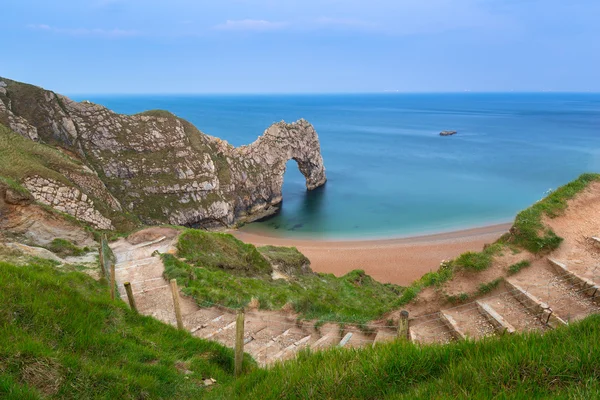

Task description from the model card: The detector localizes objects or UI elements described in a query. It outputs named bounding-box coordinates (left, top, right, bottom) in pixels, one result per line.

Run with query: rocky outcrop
left=0, top=180, right=96, bottom=247
left=0, top=77, right=327, bottom=228
left=23, top=176, right=114, bottom=230
left=440, top=130, right=457, bottom=136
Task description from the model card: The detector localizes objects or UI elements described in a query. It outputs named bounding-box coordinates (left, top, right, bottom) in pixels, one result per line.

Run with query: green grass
left=44, top=238, right=88, bottom=258
left=136, top=110, right=176, bottom=118
left=0, top=260, right=247, bottom=399
left=446, top=292, right=470, bottom=305
left=452, top=243, right=504, bottom=272
left=0, top=123, right=83, bottom=188
left=508, top=260, right=532, bottom=275
left=257, top=245, right=311, bottom=276
left=208, top=314, right=600, bottom=399
left=177, top=229, right=272, bottom=277
left=509, top=173, right=600, bottom=253
left=164, top=242, right=405, bottom=325
left=477, top=278, right=503, bottom=295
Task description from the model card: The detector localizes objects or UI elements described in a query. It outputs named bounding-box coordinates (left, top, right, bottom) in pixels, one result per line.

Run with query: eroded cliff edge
left=0, top=77, right=326, bottom=229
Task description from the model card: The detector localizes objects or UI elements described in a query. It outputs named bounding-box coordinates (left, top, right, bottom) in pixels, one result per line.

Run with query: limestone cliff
left=0, top=77, right=326, bottom=229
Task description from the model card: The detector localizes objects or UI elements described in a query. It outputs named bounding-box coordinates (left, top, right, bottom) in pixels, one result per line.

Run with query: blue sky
left=1, top=0, right=599, bottom=93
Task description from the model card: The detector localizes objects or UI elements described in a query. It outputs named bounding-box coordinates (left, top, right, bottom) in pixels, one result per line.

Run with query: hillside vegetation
left=0, top=259, right=246, bottom=399
left=397, top=173, right=600, bottom=303
left=209, top=315, right=600, bottom=399
left=164, top=229, right=406, bottom=325
left=0, top=123, right=83, bottom=191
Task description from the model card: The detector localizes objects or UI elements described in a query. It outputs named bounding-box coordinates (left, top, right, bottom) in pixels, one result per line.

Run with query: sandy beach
left=232, top=223, right=512, bottom=285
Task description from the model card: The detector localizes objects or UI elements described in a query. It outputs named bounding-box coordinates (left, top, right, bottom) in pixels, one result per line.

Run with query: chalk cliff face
left=0, top=77, right=326, bottom=229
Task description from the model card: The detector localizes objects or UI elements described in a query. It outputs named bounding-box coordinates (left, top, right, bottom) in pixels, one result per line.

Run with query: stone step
left=338, top=332, right=353, bottom=347
left=251, top=329, right=293, bottom=365
left=185, top=308, right=225, bottom=332
left=505, top=279, right=567, bottom=328
left=476, top=301, right=516, bottom=335
left=310, top=333, right=338, bottom=350
left=509, top=264, right=600, bottom=324
left=196, top=314, right=237, bottom=339
left=372, top=330, right=396, bottom=346
left=408, top=313, right=456, bottom=345
left=548, top=258, right=599, bottom=301
left=132, top=236, right=166, bottom=249
left=272, top=335, right=312, bottom=361
left=439, top=310, right=467, bottom=340
left=442, top=306, right=496, bottom=340
left=204, top=321, right=236, bottom=339
left=479, top=290, right=547, bottom=333
left=115, top=257, right=157, bottom=269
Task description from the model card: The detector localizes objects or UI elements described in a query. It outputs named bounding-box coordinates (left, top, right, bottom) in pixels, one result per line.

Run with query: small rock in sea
left=440, top=130, right=457, bottom=136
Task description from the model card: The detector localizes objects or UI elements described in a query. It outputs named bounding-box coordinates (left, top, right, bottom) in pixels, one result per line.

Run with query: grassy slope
left=0, top=259, right=248, bottom=399
left=165, top=229, right=405, bottom=325
left=509, top=173, right=600, bottom=253
left=400, top=173, right=600, bottom=302
left=0, top=123, right=83, bottom=188
left=209, top=315, right=600, bottom=399
left=177, top=230, right=272, bottom=277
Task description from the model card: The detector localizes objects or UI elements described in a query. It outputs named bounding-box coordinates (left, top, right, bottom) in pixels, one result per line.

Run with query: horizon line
left=66, top=90, right=600, bottom=97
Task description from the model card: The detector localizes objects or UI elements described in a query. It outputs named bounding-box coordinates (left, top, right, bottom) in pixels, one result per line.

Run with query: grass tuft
left=44, top=238, right=87, bottom=258
left=507, top=260, right=532, bottom=275
left=477, top=278, right=503, bottom=295
left=452, top=243, right=504, bottom=272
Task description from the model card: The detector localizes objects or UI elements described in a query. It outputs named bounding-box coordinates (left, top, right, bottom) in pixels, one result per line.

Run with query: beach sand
left=232, top=223, right=512, bottom=286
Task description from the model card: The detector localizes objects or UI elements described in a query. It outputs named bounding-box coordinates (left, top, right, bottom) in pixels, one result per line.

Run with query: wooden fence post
left=110, top=262, right=116, bottom=300
left=170, top=279, right=184, bottom=330
left=397, top=310, right=409, bottom=340
left=124, top=282, right=137, bottom=312
left=234, top=308, right=245, bottom=377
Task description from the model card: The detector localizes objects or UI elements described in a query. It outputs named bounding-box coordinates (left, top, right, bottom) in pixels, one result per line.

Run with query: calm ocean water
left=73, top=93, right=600, bottom=239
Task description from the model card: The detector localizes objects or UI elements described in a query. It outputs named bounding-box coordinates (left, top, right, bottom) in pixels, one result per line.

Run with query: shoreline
left=231, top=222, right=512, bottom=285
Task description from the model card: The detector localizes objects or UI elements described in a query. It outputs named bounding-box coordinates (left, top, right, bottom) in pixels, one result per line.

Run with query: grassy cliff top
left=0, top=259, right=246, bottom=399
left=166, top=229, right=405, bottom=324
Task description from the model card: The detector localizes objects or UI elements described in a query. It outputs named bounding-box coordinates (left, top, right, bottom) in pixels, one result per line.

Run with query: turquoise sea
left=73, top=93, right=600, bottom=239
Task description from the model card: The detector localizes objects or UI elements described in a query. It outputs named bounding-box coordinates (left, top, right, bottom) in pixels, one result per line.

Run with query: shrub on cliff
left=176, top=229, right=272, bottom=277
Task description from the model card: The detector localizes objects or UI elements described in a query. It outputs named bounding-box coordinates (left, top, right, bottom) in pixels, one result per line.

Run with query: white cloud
left=214, top=19, right=288, bottom=31
left=27, top=24, right=140, bottom=38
